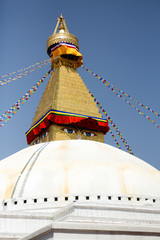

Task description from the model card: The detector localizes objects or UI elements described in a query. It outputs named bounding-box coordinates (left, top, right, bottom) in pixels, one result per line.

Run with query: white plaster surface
left=0, top=140, right=160, bottom=239
left=1, top=200, right=160, bottom=239
left=0, top=140, right=160, bottom=200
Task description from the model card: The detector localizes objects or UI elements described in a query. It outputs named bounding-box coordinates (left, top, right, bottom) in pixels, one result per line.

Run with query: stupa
left=0, top=15, right=160, bottom=240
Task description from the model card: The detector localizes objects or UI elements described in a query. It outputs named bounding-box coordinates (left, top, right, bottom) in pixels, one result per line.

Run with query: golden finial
left=53, top=14, right=69, bottom=33
left=47, top=14, right=79, bottom=56
left=60, top=14, right=68, bottom=32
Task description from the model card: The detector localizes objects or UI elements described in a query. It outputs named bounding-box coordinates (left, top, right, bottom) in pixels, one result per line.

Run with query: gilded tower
left=26, top=15, right=109, bottom=145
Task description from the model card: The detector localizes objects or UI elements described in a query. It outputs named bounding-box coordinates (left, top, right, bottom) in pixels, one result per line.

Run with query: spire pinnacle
left=47, top=14, right=81, bottom=67
left=53, top=14, right=69, bottom=34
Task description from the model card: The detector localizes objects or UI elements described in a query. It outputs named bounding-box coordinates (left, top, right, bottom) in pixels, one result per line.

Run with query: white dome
left=0, top=140, right=160, bottom=200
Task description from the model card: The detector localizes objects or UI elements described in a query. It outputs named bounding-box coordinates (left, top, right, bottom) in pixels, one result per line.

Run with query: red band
left=26, top=112, right=109, bottom=144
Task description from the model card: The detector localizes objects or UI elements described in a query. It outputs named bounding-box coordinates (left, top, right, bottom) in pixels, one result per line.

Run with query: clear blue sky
left=0, top=0, right=160, bottom=169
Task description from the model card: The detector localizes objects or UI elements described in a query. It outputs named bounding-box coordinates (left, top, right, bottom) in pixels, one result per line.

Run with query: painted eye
left=82, top=131, right=96, bottom=137
left=62, top=128, right=76, bottom=134
left=42, top=131, right=48, bottom=138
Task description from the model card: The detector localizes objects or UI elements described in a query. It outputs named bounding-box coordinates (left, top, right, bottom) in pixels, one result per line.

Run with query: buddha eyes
left=82, top=131, right=96, bottom=137
left=62, top=128, right=96, bottom=137
left=63, top=128, right=76, bottom=134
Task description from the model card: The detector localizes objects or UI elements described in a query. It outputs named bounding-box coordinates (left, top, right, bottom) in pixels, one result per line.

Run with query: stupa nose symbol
left=78, top=135, right=82, bottom=139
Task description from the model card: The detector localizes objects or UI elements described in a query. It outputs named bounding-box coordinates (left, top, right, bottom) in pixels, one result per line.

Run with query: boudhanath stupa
left=0, top=15, right=160, bottom=240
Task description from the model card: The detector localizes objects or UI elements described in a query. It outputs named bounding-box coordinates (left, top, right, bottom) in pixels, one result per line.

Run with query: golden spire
left=26, top=15, right=109, bottom=145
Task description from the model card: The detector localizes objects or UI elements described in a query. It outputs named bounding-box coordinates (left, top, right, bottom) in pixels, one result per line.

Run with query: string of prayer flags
left=0, top=60, right=50, bottom=86
left=0, top=59, right=51, bottom=82
left=109, top=129, right=121, bottom=150
left=0, top=70, right=51, bottom=127
left=90, top=92, right=134, bottom=155
left=83, top=66, right=160, bottom=129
